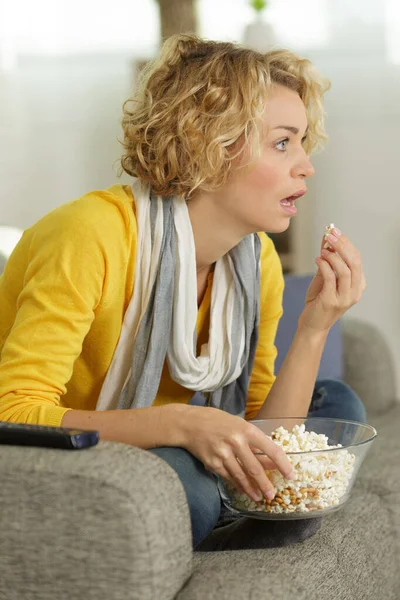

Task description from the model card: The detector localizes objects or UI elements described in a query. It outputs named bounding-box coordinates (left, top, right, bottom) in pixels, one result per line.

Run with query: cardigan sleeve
left=0, top=198, right=123, bottom=426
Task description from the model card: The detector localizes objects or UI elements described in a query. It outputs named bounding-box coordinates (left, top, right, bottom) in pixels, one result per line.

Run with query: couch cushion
left=182, top=487, right=397, bottom=599
left=0, top=441, right=193, bottom=600
left=275, top=275, right=343, bottom=380
left=360, top=405, right=400, bottom=492
left=181, top=407, right=400, bottom=600
left=341, top=318, right=398, bottom=416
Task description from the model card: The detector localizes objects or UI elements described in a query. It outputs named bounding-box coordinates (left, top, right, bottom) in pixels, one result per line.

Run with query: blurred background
left=0, top=0, right=399, bottom=389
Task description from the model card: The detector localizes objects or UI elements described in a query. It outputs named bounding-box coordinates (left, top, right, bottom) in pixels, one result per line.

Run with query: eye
left=275, top=138, right=289, bottom=151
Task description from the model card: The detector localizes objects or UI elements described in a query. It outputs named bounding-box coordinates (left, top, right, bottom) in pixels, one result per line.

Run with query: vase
left=243, top=13, right=277, bottom=53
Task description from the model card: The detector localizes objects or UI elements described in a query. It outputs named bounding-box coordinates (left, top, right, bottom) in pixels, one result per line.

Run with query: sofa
left=1, top=274, right=399, bottom=599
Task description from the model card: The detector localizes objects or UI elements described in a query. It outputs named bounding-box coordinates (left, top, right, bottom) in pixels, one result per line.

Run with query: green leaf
left=250, top=0, right=268, bottom=12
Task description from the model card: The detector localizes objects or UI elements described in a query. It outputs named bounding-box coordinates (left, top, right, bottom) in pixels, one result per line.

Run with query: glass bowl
left=218, top=417, right=377, bottom=520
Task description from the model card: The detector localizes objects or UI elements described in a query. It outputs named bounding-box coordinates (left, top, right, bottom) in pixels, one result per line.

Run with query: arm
left=254, top=227, right=366, bottom=420
left=253, top=326, right=328, bottom=420
left=0, top=199, right=124, bottom=426
left=61, top=403, right=188, bottom=447
left=245, top=232, right=327, bottom=421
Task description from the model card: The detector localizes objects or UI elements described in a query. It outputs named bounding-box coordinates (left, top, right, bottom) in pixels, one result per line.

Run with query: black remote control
left=0, top=421, right=99, bottom=450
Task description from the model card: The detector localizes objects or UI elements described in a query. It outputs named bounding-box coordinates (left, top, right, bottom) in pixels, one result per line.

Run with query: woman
left=0, top=34, right=367, bottom=549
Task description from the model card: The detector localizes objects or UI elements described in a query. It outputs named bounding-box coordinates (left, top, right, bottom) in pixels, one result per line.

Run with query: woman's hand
left=180, top=405, right=295, bottom=502
left=298, top=227, right=367, bottom=334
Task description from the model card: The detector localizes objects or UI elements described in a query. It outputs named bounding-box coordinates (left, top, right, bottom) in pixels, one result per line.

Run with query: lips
left=280, top=189, right=307, bottom=202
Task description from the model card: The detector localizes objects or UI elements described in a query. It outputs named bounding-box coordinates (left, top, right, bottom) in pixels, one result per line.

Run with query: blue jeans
left=148, top=379, right=367, bottom=549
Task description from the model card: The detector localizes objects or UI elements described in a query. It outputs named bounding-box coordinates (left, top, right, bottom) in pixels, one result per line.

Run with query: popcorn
left=323, top=222, right=336, bottom=249
left=227, top=424, right=356, bottom=515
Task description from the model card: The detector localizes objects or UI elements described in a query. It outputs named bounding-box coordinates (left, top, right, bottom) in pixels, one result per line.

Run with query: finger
left=321, top=233, right=333, bottom=253
left=321, top=249, right=351, bottom=296
left=321, top=224, right=339, bottom=252
left=217, top=466, right=247, bottom=496
left=250, top=447, right=276, bottom=471
left=224, top=453, right=275, bottom=501
left=224, top=455, right=268, bottom=502
left=203, top=455, right=249, bottom=496
left=315, top=256, right=337, bottom=295
left=321, top=249, right=366, bottom=303
left=322, top=231, right=363, bottom=283
left=321, top=225, right=342, bottom=253
left=248, top=427, right=294, bottom=480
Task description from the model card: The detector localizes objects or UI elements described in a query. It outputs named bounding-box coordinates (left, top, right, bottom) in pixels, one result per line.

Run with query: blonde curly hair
left=120, top=34, right=330, bottom=198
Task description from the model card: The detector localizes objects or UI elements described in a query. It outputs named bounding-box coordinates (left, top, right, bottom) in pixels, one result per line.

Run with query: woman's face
left=218, top=85, right=314, bottom=235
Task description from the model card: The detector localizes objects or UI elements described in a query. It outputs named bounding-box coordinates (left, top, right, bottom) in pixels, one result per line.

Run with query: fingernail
left=326, top=233, right=338, bottom=244
left=287, top=470, right=295, bottom=480
left=253, top=492, right=263, bottom=502
left=332, top=227, right=342, bottom=237
left=265, top=490, right=275, bottom=500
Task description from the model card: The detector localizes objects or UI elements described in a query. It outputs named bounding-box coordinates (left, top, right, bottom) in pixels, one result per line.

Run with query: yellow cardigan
left=0, top=184, right=284, bottom=426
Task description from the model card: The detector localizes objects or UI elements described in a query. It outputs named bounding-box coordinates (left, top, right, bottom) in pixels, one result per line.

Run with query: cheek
left=246, top=162, right=281, bottom=192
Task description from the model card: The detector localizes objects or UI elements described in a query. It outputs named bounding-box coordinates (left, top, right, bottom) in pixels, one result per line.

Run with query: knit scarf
left=95, top=177, right=261, bottom=417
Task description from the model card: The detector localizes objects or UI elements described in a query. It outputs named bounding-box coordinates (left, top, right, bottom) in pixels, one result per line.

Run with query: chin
left=262, top=220, right=291, bottom=235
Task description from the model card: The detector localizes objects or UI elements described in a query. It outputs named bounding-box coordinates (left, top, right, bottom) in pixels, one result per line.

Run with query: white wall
left=0, top=55, right=133, bottom=227
left=0, top=0, right=399, bottom=396
left=308, top=57, right=400, bottom=396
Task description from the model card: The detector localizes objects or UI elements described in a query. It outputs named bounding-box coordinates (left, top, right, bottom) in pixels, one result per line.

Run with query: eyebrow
left=273, top=125, right=309, bottom=136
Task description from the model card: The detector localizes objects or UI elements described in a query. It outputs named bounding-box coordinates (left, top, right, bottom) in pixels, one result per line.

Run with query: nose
left=292, top=151, right=315, bottom=179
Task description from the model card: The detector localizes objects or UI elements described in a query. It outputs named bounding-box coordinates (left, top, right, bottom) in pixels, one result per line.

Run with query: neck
left=187, top=191, right=246, bottom=275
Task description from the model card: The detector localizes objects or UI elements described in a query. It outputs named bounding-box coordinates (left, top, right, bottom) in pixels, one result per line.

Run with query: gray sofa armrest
left=341, top=317, right=398, bottom=416
left=0, top=441, right=192, bottom=600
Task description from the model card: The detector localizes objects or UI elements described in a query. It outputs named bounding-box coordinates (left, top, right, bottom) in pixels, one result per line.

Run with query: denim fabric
left=148, top=446, right=221, bottom=548
left=149, top=379, right=367, bottom=548
left=308, top=378, right=367, bottom=423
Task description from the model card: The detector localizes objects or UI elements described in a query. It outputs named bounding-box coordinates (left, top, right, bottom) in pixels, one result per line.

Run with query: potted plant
left=250, top=0, right=268, bottom=12
left=243, top=0, right=277, bottom=52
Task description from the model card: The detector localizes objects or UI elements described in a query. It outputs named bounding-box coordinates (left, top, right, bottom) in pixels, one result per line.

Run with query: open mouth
left=279, top=189, right=306, bottom=207
left=280, top=197, right=297, bottom=206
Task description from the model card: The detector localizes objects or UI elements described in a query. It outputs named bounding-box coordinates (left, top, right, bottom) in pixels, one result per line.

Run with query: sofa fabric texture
left=0, top=319, right=398, bottom=600
left=178, top=405, right=400, bottom=600
left=0, top=442, right=192, bottom=600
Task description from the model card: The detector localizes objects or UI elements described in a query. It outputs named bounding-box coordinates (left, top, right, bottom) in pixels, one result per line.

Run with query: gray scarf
left=114, top=194, right=261, bottom=418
